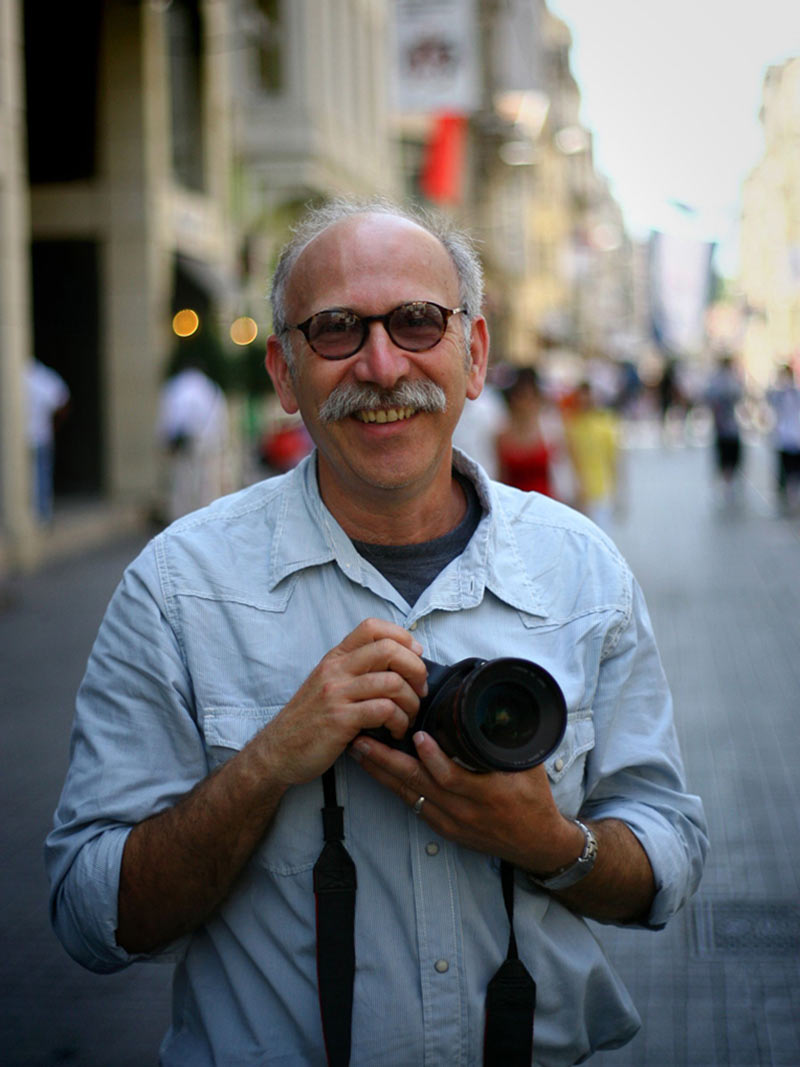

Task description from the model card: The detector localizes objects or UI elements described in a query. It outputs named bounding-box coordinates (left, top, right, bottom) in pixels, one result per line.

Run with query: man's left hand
left=350, top=730, right=582, bottom=875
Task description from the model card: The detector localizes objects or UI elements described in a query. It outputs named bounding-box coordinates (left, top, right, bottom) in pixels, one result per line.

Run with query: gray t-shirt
left=351, top=472, right=482, bottom=606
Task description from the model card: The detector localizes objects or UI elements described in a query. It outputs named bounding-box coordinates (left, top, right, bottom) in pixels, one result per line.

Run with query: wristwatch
left=527, top=818, right=598, bottom=891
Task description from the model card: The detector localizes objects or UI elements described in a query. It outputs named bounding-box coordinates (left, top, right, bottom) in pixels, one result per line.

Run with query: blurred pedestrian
left=25, top=358, right=71, bottom=523
left=766, top=363, right=800, bottom=515
left=157, top=349, right=229, bottom=522
left=495, top=366, right=572, bottom=499
left=452, top=378, right=506, bottom=478
left=565, top=380, right=622, bottom=530
left=658, top=357, right=690, bottom=443
left=259, top=415, right=313, bottom=474
left=704, top=355, right=744, bottom=505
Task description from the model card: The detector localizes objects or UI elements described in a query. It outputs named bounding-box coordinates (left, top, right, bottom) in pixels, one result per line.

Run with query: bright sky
left=547, top=0, right=799, bottom=275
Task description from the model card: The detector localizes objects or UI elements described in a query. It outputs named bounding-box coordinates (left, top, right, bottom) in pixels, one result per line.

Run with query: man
left=47, top=199, right=707, bottom=1066
left=766, top=363, right=800, bottom=515
left=704, top=354, right=744, bottom=505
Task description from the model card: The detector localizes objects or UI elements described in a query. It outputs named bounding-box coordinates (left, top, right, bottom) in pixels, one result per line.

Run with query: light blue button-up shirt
left=46, top=451, right=707, bottom=1066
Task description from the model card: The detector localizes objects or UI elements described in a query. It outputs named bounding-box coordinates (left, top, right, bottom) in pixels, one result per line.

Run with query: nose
left=352, top=320, right=411, bottom=388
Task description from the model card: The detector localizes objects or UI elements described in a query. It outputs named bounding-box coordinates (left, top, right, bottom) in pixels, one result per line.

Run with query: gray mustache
left=318, top=380, right=447, bottom=423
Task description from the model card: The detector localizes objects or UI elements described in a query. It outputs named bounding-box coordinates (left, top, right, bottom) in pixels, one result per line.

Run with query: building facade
left=739, top=56, right=800, bottom=387
left=1, top=0, right=632, bottom=570
left=0, top=0, right=398, bottom=570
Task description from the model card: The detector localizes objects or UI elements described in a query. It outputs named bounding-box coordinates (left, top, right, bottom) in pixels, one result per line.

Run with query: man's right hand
left=117, top=618, right=426, bottom=954
left=254, top=617, right=428, bottom=790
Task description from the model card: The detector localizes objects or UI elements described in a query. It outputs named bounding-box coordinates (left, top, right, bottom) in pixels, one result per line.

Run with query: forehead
left=286, top=213, right=458, bottom=316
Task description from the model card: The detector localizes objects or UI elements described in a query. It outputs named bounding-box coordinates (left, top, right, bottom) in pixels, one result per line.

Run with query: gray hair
left=269, top=196, right=484, bottom=371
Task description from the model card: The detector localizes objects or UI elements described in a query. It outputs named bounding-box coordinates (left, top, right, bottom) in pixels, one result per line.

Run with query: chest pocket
left=201, top=706, right=325, bottom=875
left=544, top=711, right=595, bottom=815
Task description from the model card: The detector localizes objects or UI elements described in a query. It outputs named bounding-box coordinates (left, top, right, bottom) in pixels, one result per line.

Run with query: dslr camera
left=364, top=656, right=566, bottom=773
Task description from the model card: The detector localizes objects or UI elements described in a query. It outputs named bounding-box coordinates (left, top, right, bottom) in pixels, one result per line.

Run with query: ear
left=465, top=316, right=490, bottom=401
left=266, top=335, right=299, bottom=414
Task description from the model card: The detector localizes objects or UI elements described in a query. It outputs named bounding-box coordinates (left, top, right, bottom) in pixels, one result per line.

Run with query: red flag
left=420, top=112, right=468, bottom=204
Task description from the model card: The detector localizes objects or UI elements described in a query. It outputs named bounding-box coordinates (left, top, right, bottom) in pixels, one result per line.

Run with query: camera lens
left=454, top=657, right=566, bottom=772
left=475, top=681, right=541, bottom=749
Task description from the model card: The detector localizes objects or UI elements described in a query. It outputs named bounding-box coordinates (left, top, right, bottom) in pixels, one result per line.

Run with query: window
left=255, top=0, right=284, bottom=94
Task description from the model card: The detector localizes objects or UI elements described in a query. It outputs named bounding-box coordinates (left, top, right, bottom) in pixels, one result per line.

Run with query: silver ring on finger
left=412, top=795, right=426, bottom=816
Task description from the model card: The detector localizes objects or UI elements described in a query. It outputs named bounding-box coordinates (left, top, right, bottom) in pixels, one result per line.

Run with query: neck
left=318, top=461, right=467, bottom=546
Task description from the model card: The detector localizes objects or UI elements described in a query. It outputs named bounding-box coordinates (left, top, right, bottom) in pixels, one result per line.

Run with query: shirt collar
left=265, top=448, right=554, bottom=620
left=451, top=449, right=552, bottom=619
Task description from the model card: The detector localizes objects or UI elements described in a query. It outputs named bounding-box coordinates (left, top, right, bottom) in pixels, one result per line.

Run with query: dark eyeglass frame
left=286, top=301, right=466, bottom=360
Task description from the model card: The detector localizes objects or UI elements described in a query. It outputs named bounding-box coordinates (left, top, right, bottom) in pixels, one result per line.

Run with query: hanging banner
left=420, top=112, right=469, bottom=204
left=392, top=0, right=481, bottom=114
left=650, top=229, right=715, bottom=357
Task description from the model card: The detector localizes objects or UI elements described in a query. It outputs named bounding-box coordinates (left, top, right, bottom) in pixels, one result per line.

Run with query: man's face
left=266, top=213, right=488, bottom=516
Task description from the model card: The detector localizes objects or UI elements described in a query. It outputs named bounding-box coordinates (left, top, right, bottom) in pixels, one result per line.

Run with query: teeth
left=355, top=406, right=415, bottom=423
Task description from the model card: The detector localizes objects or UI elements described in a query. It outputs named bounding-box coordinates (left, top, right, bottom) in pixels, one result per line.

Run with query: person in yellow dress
left=565, top=380, right=622, bottom=531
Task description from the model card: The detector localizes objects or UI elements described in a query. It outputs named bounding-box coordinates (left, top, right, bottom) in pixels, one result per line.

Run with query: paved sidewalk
left=591, top=435, right=800, bottom=1067
left=2, top=435, right=799, bottom=1065
left=1, top=532, right=172, bottom=1066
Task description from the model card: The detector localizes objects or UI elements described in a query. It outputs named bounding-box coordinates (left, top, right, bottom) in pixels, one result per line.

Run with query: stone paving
left=1, top=432, right=799, bottom=1065
left=591, top=433, right=800, bottom=1067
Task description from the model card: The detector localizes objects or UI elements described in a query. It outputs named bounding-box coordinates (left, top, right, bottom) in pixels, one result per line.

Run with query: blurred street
left=2, top=433, right=800, bottom=1066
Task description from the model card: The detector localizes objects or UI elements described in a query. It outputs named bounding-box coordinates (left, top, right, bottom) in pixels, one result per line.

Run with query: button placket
left=410, top=823, right=465, bottom=1063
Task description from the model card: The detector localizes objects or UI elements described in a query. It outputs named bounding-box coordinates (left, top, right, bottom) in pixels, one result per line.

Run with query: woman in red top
left=496, top=367, right=565, bottom=497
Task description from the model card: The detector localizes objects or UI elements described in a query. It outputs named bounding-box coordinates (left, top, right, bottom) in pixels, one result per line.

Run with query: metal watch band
left=527, top=818, right=598, bottom=891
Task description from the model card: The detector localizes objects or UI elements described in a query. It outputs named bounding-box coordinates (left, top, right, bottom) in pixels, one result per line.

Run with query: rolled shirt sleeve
left=45, top=541, right=205, bottom=971
left=581, top=578, right=708, bottom=928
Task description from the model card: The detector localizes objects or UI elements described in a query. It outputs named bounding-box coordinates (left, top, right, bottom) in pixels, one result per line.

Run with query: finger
left=351, top=735, right=438, bottom=803
left=338, top=638, right=428, bottom=699
left=347, top=668, right=421, bottom=717
left=353, top=695, right=415, bottom=740
left=339, top=618, right=424, bottom=658
left=411, top=731, right=476, bottom=797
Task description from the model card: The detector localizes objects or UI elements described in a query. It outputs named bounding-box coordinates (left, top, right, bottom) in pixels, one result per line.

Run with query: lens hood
left=421, top=656, right=567, bottom=772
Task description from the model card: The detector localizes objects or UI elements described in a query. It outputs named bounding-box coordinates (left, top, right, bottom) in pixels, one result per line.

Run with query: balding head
left=270, top=197, right=484, bottom=371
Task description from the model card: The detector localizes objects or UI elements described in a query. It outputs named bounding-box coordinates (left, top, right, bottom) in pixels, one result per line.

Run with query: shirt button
left=434, top=959, right=450, bottom=973
left=409, top=621, right=418, bottom=631
left=425, top=842, right=440, bottom=856
left=554, top=757, right=564, bottom=772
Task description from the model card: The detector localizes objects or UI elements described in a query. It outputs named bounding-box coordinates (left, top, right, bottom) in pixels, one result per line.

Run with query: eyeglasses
left=286, top=301, right=465, bottom=360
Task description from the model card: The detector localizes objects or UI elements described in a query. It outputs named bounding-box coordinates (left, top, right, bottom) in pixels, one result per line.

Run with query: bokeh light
left=172, top=308, right=200, bottom=337
left=230, top=316, right=259, bottom=346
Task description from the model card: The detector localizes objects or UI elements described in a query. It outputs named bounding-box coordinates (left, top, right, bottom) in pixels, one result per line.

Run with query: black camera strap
left=314, top=770, right=536, bottom=1066
left=483, top=860, right=536, bottom=1065
left=314, top=767, right=357, bottom=1067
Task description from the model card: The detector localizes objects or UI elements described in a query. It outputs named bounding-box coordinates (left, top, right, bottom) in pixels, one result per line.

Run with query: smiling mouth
left=354, top=406, right=416, bottom=424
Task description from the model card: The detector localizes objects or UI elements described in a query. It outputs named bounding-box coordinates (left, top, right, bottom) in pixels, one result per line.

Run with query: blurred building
left=391, top=0, right=635, bottom=368
left=0, top=0, right=396, bottom=570
left=739, top=56, right=800, bottom=388
left=2, top=0, right=239, bottom=568
left=1, top=0, right=634, bottom=570
left=229, top=0, right=398, bottom=322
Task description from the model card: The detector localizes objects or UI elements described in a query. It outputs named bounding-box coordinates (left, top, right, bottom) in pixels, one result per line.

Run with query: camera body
left=364, top=656, right=567, bottom=773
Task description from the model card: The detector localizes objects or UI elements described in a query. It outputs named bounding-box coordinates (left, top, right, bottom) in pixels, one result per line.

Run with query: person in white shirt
left=452, top=380, right=506, bottom=479
left=25, top=359, right=71, bottom=522
left=157, top=355, right=229, bottom=522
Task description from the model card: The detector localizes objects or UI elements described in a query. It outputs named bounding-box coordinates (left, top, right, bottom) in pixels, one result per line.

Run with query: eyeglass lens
left=307, top=302, right=449, bottom=358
